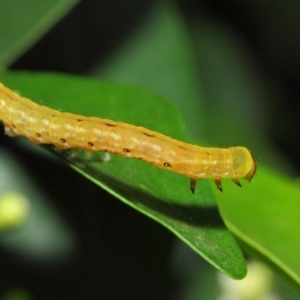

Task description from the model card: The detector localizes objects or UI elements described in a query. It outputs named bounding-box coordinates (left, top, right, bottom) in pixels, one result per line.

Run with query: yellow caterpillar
left=0, top=82, right=256, bottom=192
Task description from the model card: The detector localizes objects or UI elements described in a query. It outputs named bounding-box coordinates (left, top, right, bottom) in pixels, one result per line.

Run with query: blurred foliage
left=0, top=0, right=300, bottom=299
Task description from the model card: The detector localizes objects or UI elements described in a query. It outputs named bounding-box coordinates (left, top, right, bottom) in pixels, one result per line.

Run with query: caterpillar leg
left=232, top=179, right=242, bottom=187
left=4, top=125, right=17, bottom=137
left=190, top=179, right=197, bottom=194
left=214, top=180, right=223, bottom=192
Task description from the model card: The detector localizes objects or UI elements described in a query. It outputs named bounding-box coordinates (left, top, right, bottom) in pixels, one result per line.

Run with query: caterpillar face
left=229, top=147, right=257, bottom=180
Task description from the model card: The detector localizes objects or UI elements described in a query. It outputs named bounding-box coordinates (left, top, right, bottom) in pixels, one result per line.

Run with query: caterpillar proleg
left=0, top=82, right=256, bottom=193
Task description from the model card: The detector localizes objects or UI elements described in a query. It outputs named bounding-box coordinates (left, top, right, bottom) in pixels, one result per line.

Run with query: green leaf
left=216, top=167, right=300, bottom=285
left=0, top=0, right=77, bottom=67
left=0, top=71, right=247, bottom=279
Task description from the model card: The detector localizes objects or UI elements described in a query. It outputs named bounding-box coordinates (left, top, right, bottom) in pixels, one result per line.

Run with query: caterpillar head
left=229, top=147, right=257, bottom=181
left=244, top=151, right=257, bottom=181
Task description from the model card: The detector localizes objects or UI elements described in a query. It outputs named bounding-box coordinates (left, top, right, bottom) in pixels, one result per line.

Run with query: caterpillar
left=0, top=82, right=256, bottom=193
